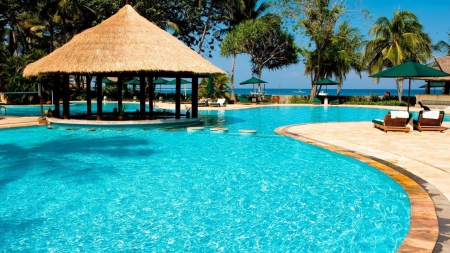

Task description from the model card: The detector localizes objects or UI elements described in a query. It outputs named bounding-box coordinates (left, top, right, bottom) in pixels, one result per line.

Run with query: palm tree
left=433, top=33, right=450, bottom=55
left=328, top=21, right=364, bottom=94
left=220, top=0, right=269, bottom=103
left=363, top=10, right=432, bottom=101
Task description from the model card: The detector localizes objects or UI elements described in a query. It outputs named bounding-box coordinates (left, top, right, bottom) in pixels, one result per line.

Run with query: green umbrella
left=167, top=79, right=191, bottom=96
left=419, top=82, right=445, bottom=88
left=314, top=78, right=339, bottom=85
left=153, top=78, right=169, bottom=84
left=239, top=77, right=267, bottom=84
left=206, top=77, right=214, bottom=96
left=123, top=78, right=140, bottom=85
left=152, top=78, right=170, bottom=93
left=369, top=58, right=450, bottom=111
left=240, top=77, right=267, bottom=95
left=102, top=77, right=116, bottom=85
left=419, top=82, right=445, bottom=94
left=314, top=78, right=339, bottom=95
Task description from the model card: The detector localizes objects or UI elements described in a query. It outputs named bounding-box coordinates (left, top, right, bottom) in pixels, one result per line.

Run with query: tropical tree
left=276, top=0, right=350, bottom=100
left=220, top=0, right=269, bottom=102
left=220, top=15, right=298, bottom=80
left=198, top=74, right=231, bottom=100
left=363, top=10, right=432, bottom=101
left=433, top=32, right=450, bottom=55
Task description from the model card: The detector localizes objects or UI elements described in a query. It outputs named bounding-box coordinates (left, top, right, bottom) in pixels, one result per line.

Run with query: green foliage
left=221, top=15, right=298, bottom=77
left=103, top=86, right=117, bottom=97
left=199, top=74, right=231, bottom=100
left=289, top=95, right=311, bottom=104
left=1, top=50, right=45, bottom=104
left=345, top=95, right=411, bottom=106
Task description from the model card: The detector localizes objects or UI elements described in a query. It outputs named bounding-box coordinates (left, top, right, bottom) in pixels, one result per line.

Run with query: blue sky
left=207, top=0, right=450, bottom=90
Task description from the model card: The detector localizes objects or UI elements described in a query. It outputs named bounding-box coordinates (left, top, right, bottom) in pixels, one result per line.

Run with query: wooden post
left=192, top=77, right=198, bottom=118
left=96, top=76, right=103, bottom=120
left=444, top=81, right=450, bottom=94
left=117, top=76, right=122, bottom=113
left=86, top=75, right=92, bottom=116
left=148, top=76, right=154, bottom=119
left=53, top=76, right=60, bottom=118
left=62, top=74, right=70, bottom=119
left=139, top=75, right=146, bottom=120
left=175, top=76, right=181, bottom=119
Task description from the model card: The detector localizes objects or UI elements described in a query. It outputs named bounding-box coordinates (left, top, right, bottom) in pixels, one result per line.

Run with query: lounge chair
left=372, top=111, right=412, bottom=133
left=180, top=95, right=192, bottom=104
left=210, top=98, right=226, bottom=107
left=198, top=98, right=209, bottom=107
left=237, top=95, right=255, bottom=105
left=330, top=98, right=340, bottom=105
left=312, top=96, right=322, bottom=105
left=413, top=110, right=445, bottom=132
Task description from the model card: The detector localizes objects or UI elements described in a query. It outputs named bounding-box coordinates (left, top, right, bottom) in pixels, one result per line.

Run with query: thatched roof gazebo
left=412, top=56, right=450, bottom=94
left=23, top=4, right=226, bottom=122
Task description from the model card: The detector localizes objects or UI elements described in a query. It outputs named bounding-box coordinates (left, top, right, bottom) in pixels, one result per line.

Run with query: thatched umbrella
left=23, top=5, right=225, bottom=77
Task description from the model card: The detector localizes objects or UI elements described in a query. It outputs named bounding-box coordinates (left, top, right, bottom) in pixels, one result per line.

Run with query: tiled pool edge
left=275, top=125, right=442, bottom=253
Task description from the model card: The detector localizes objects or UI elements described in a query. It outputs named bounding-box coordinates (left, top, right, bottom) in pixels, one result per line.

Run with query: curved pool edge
left=46, top=117, right=202, bottom=128
left=275, top=124, right=441, bottom=253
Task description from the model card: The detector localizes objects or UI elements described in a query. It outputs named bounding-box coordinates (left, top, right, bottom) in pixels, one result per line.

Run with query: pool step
left=239, top=129, right=257, bottom=134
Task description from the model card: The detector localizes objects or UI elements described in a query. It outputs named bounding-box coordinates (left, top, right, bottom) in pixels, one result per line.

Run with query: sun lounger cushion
left=422, top=110, right=440, bottom=119
left=390, top=111, right=409, bottom=118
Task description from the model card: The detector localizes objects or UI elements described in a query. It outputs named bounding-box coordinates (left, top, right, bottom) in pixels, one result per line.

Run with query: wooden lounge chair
left=413, top=110, right=445, bottom=132
left=312, top=96, right=322, bottom=105
left=372, top=111, right=412, bottom=133
left=210, top=98, right=226, bottom=107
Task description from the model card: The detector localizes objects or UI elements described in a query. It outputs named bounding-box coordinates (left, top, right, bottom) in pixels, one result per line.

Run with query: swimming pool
left=0, top=106, right=410, bottom=252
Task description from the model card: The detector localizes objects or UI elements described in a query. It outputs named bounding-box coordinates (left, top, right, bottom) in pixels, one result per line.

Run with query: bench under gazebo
left=23, top=5, right=225, bottom=127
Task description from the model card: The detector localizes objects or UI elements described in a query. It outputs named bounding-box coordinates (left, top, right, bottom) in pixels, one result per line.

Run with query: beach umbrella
left=313, top=78, right=339, bottom=94
left=102, top=77, right=116, bottom=85
left=419, top=82, right=445, bottom=94
left=152, top=78, right=169, bottom=93
left=370, top=58, right=450, bottom=111
left=206, top=77, right=214, bottom=96
left=167, top=78, right=191, bottom=96
left=123, top=78, right=141, bottom=92
left=123, top=78, right=140, bottom=85
left=240, top=77, right=267, bottom=95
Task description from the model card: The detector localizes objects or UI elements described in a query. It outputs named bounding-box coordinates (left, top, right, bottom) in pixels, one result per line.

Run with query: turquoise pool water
left=1, top=106, right=410, bottom=252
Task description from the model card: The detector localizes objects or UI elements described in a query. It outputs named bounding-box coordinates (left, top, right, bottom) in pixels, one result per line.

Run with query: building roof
left=23, top=5, right=226, bottom=77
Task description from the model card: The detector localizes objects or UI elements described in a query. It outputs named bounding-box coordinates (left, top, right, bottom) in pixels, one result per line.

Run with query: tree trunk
left=197, top=3, right=212, bottom=54
left=230, top=53, right=236, bottom=102
left=395, top=78, right=404, bottom=102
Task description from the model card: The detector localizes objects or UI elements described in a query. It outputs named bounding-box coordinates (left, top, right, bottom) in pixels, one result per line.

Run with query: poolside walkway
left=0, top=116, right=40, bottom=128
left=277, top=121, right=450, bottom=253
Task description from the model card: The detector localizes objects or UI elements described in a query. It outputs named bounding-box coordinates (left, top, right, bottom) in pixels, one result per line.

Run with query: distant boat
left=295, top=89, right=304, bottom=93
left=318, top=91, right=328, bottom=96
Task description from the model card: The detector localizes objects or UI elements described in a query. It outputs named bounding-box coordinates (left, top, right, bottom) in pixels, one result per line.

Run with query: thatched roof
left=413, top=56, right=450, bottom=82
left=23, top=5, right=225, bottom=77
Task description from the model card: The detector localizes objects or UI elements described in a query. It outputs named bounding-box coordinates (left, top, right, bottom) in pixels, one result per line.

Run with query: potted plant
left=118, top=104, right=126, bottom=120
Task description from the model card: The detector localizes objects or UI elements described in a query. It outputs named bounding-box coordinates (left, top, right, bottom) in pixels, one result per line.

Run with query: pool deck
left=2, top=103, right=450, bottom=252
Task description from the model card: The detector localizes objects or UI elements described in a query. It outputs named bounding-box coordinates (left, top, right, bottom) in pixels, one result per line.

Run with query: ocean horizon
left=152, top=87, right=440, bottom=97
left=232, top=88, right=434, bottom=97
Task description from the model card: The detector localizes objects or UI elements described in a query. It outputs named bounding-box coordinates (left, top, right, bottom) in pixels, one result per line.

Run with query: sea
left=232, top=88, right=428, bottom=97
left=151, top=88, right=435, bottom=97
